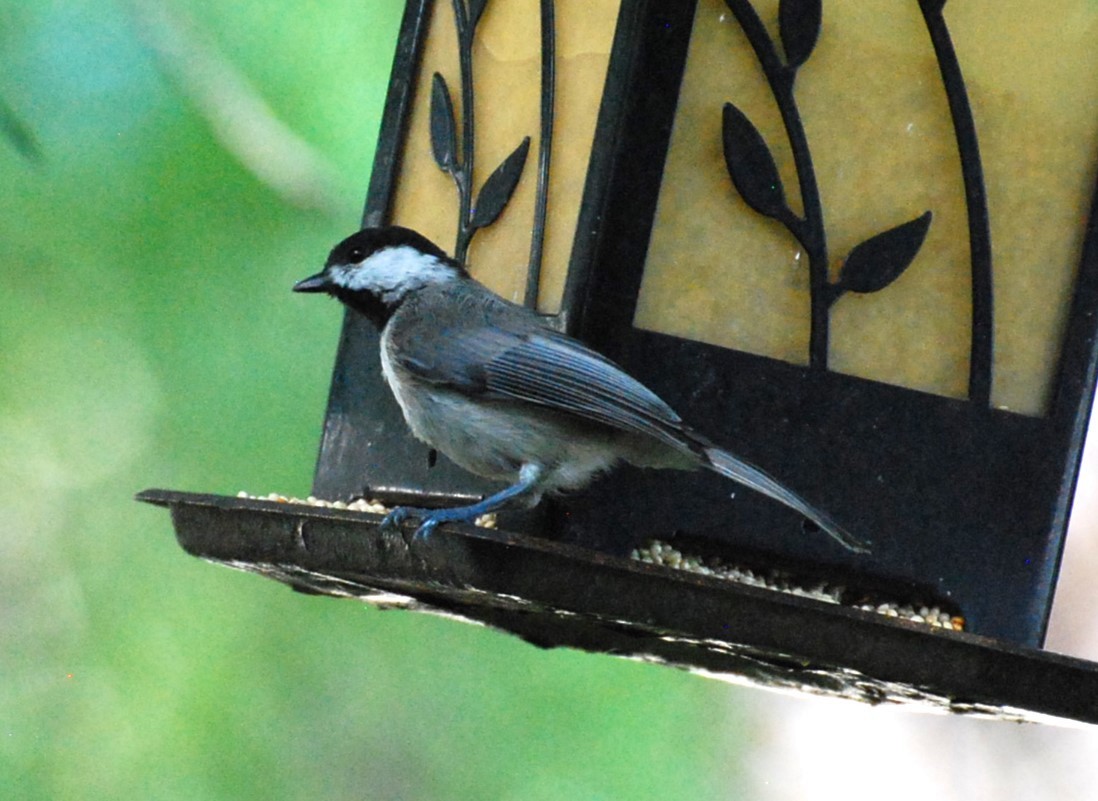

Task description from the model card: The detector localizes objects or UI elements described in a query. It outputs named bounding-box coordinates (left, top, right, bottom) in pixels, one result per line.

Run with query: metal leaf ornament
left=722, top=102, right=789, bottom=220
left=837, top=211, right=933, bottom=294
left=429, top=72, right=458, bottom=175
left=471, top=137, right=531, bottom=229
left=778, top=0, right=821, bottom=69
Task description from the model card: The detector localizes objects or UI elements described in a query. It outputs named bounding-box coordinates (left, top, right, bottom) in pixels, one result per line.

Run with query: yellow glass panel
left=636, top=0, right=1098, bottom=416
left=389, top=0, right=621, bottom=312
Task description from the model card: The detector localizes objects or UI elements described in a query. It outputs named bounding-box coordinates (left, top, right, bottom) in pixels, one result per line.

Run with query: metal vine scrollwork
left=525, top=0, right=555, bottom=309
left=428, top=0, right=557, bottom=309
left=916, top=0, right=993, bottom=407
left=719, top=0, right=1003, bottom=402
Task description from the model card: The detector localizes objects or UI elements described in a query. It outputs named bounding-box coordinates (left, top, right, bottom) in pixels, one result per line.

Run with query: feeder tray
left=137, top=489, right=1098, bottom=726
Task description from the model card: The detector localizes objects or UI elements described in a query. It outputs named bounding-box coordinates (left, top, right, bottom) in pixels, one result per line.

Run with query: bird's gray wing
left=393, top=319, right=693, bottom=451
left=391, top=302, right=869, bottom=552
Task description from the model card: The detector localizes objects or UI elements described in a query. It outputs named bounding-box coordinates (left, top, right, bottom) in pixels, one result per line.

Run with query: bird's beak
left=293, top=272, right=330, bottom=293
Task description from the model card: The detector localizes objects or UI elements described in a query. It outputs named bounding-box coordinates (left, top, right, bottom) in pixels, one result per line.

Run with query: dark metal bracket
left=137, top=488, right=1098, bottom=727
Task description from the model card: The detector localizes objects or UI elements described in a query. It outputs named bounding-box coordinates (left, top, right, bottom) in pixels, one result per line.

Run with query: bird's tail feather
left=703, top=445, right=870, bottom=554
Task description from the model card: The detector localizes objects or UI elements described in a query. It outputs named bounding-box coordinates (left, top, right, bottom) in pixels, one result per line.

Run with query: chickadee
left=294, top=226, right=868, bottom=553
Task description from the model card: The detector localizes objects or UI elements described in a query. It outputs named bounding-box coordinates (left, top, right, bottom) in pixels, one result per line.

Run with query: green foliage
left=0, top=2, right=745, bottom=798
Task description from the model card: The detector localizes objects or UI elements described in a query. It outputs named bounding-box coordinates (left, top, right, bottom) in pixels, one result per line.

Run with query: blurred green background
left=0, top=2, right=744, bottom=799
left=6, top=3, right=1098, bottom=800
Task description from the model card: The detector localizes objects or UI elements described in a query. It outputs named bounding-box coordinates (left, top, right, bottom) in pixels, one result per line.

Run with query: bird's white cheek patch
left=336, top=246, right=456, bottom=298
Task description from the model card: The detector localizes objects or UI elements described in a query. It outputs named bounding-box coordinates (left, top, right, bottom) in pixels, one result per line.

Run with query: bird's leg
left=381, top=464, right=542, bottom=541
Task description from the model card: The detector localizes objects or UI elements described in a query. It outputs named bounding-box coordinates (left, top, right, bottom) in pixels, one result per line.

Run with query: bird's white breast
left=379, top=324, right=416, bottom=425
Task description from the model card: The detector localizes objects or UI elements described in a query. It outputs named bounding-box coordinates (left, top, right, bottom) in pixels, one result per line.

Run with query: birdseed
left=235, top=491, right=498, bottom=529
left=234, top=494, right=958, bottom=630
left=631, top=539, right=964, bottom=632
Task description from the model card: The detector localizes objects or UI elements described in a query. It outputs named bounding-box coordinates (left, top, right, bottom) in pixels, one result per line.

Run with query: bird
left=293, top=225, right=869, bottom=553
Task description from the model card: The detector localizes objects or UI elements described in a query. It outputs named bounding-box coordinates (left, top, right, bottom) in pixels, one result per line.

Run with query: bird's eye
left=348, top=246, right=366, bottom=263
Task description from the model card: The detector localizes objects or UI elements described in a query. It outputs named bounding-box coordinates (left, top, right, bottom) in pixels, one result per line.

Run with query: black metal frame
left=309, top=0, right=1098, bottom=645
left=592, top=0, right=1096, bottom=647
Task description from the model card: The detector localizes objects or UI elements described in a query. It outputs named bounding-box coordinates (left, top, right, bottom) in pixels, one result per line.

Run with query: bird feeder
left=139, top=0, right=1098, bottom=724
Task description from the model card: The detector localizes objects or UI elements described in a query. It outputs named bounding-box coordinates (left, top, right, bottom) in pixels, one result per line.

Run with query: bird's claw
left=379, top=506, right=443, bottom=542
left=413, top=517, right=441, bottom=542
left=379, top=506, right=414, bottom=531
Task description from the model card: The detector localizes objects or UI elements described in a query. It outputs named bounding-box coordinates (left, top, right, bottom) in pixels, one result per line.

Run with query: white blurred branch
left=129, top=0, right=343, bottom=212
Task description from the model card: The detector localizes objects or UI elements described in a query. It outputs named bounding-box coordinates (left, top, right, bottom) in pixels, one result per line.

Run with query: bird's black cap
left=324, top=226, right=450, bottom=269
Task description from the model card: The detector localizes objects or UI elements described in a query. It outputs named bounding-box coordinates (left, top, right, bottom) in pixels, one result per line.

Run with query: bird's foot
left=379, top=506, right=469, bottom=543
left=379, top=506, right=421, bottom=532
left=379, top=469, right=543, bottom=544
